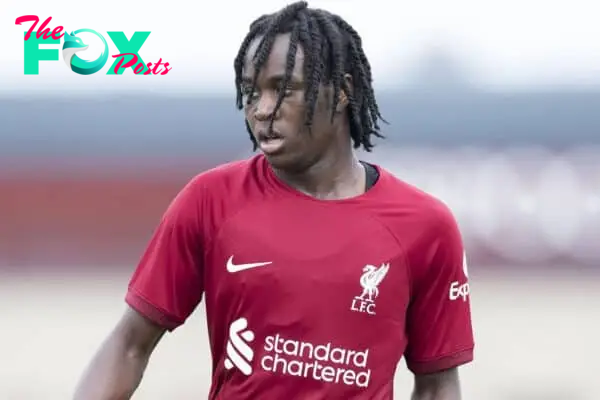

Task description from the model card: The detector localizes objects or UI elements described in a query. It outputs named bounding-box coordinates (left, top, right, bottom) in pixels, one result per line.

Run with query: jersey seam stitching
left=127, top=286, right=184, bottom=324
left=201, top=193, right=271, bottom=263
left=406, top=346, right=474, bottom=363
left=361, top=211, right=414, bottom=300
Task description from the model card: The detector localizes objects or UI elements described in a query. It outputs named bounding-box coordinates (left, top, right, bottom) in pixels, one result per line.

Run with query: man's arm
left=404, top=203, right=474, bottom=399
left=73, top=307, right=166, bottom=400
left=73, top=176, right=206, bottom=399
left=411, top=368, right=461, bottom=400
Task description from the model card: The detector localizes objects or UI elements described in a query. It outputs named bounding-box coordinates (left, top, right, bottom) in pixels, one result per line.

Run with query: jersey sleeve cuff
left=125, top=289, right=184, bottom=331
left=406, top=347, right=474, bottom=375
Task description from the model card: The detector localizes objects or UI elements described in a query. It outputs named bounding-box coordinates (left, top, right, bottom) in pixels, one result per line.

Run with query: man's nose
left=254, top=93, right=280, bottom=121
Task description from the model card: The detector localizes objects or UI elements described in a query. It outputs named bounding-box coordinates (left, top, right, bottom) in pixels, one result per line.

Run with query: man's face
left=242, top=33, right=340, bottom=172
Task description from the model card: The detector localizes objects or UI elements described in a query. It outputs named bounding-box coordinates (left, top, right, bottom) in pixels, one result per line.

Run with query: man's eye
left=278, top=84, right=293, bottom=97
left=242, top=87, right=259, bottom=102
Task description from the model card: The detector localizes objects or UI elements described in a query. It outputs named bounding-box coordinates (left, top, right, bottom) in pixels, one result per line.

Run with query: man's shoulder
left=375, top=166, right=458, bottom=234
left=174, top=155, right=267, bottom=215
left=375, top=167, right=463, bottom=275
left=186, top=155, right=262, bottom=191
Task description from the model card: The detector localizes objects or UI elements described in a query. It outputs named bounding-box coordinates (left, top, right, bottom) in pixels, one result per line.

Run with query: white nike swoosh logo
left=226, top=256, right=272, bottom=273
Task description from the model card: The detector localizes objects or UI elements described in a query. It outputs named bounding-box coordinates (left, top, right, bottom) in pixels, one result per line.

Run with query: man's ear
left=336, top=73, right=353, bottom=112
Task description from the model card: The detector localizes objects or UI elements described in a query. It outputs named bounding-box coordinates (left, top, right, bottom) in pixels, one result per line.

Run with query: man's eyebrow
left=240, top=74, right=303, bottom=86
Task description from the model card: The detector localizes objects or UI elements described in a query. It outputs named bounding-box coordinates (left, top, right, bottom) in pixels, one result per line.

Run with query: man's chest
left=201, top=205, right=414, bottom=392
left=202, top=206, right=411, bottom=327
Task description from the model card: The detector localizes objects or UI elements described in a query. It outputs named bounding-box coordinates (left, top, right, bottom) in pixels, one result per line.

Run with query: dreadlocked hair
left=233, top=1, right=386, bottom=152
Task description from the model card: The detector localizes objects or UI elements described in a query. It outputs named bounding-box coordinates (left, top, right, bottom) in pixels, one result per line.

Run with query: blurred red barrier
left=2, top=147, right=598, bottom=271
left=0, top=176, right=186, bottom=269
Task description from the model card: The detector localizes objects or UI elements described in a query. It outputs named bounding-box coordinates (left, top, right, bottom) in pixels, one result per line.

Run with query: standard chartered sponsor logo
left=225, top=318, right=372, bottom=387
left=260, top=334, right=371, bottom=387
left=225, top=318, right=255, bottom=376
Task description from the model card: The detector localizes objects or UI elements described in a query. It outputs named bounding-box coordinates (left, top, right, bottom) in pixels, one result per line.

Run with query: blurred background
left=1, top=0, right=599, bottom=399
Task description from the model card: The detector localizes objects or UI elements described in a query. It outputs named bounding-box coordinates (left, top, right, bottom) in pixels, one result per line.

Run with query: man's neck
left=272, top=150, right=366, bottom=200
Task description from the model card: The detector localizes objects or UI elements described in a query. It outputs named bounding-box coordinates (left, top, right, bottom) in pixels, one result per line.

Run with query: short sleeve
left=404, top=207, right=474, bottom=374
left=125, top=178, right=206, bottom=331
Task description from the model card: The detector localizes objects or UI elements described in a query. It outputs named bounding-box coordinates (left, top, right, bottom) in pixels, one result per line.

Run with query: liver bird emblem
left=357, top=263, right=390, bottom=302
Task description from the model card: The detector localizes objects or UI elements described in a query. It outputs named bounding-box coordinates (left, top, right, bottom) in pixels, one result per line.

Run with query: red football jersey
left=126, top=154, right=474, bottom=399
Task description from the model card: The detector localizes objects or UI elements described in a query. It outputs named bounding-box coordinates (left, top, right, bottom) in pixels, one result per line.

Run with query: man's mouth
left=257, top=130, right=285, bottom=154
left=258, top=130, right=283, bottom=141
